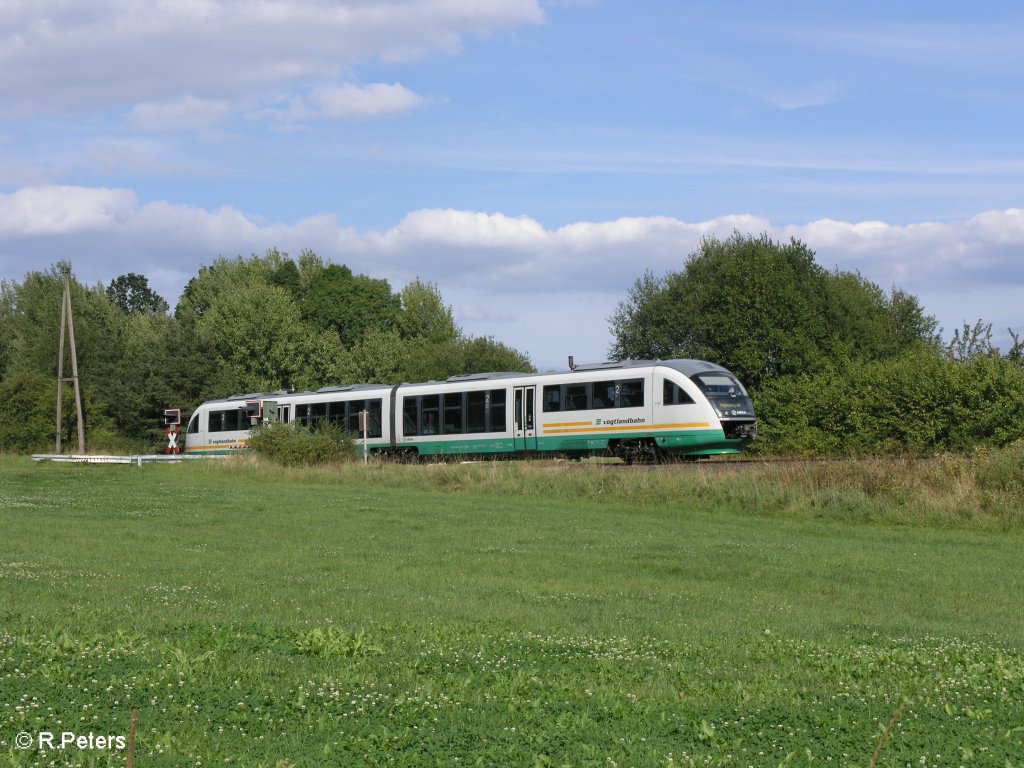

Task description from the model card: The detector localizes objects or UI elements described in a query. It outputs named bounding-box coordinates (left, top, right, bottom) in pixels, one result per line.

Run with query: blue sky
left=2, top=0, right=1023, bottom=370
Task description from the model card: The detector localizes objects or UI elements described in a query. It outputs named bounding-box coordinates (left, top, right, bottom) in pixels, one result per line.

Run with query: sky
left=2, top=0, right=1023, bottom=371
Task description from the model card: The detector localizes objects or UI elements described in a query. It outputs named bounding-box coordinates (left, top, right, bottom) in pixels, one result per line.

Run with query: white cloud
left=783, top=210, right=1024, bottom=292
left=0, top=186, right=137, bottom=236
left=0, top=0, right=544, bottom=117
left=256, top=82, right=428, bottom=124
left=312, top=82, right=427, bottom=120
left=382, top=209, right=547, bottom=249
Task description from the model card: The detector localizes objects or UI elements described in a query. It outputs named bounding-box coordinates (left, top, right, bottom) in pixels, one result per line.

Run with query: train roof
left=438, top=358, right=732, bottom=382
left=560, top=358, right=732, bottom=377
left=314, top=383, right=392, bottom=394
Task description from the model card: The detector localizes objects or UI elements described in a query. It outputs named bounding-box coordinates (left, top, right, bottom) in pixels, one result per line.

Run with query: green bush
left=247, top=421, right=356, bottom=466
left=953, top=355, right=1024, bottom=447
left=0, top=370, right=61, bottom=453
left=974, top=440, right=1024, bottom=523
left=0, top=369, right=129, bottom=454
left=753, top=350, right=1024, bottom=456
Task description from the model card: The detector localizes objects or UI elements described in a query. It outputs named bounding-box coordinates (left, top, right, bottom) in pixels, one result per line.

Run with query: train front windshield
left=690, top=373, right=755, bottom=418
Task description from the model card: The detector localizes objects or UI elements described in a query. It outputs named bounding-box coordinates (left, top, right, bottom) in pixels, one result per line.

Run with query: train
left=183, top=359, right=756, bottom=462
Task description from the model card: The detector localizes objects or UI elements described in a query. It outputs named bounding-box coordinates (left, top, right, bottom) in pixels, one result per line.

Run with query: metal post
left=360, top=409, right=368, bottom=465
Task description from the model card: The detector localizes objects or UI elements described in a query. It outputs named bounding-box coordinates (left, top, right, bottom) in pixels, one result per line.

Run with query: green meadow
left=1, top=456, right=1022, bottom=767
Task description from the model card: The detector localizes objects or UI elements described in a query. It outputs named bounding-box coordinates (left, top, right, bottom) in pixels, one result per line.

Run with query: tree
left=268, top=256, right=301, bottom=298
left=335, top=330, right=535, bottom=385
left=332, top=327, right=409, bottom=384
left=944, top=320, right=997, bottom=362
left=299, top=263, right=399, bottom=345
left=195, top=281, right=326, bottom=394
left=395, top=279, right=458, bottom=343
left=887, top=288, right=941, bottom=351
left=609, top=232, right=937, bottom=390
left=176, top=254, right=280, bottom=326
left=330, top=280, right=535, bottom=384
left=0, top=370, right=62, bottom=452
left=0, top=264, right=186, bottom=450
left=460, top=335, right=533, bottom=374
left=106, top=273, right=170, bottom=315
left=106, top=311, right=193, bottom=442
left=1008, top=329, right=1024, bottom=365
left=607, top=269, right=693, bottom=362
left=174, top=251, right=354, bottom=398
left=0, top=278, right=17, bottom=381
left=2, top=264, right=125, bottom=403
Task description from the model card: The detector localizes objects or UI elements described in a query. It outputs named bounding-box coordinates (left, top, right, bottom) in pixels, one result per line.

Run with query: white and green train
left=184, top=359, right=756, bottom=461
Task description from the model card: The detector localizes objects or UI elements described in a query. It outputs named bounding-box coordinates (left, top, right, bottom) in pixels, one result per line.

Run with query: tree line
left=610, top=232, right=1024, bottom=455
left=0, top=250, right=532, bottom=453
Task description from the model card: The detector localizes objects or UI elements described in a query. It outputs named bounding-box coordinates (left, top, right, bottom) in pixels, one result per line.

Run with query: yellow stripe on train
left=542, top=422, right=710, bottom=435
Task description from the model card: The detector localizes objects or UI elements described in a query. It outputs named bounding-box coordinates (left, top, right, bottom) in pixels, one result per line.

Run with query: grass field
left=1, top=456, right=1022, bottom=767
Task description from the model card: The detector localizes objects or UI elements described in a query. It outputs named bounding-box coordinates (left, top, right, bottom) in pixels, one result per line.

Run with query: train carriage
left=184, top=359, right=756, bottom=461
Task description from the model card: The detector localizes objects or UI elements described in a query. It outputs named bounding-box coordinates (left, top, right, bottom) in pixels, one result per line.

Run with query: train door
left=513, top=386, right=538, bottom=452
left=278, top=405, right=290, bottom=424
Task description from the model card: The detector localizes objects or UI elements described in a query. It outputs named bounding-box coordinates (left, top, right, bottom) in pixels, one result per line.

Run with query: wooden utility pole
left=55, top=265, right=86, bottom=453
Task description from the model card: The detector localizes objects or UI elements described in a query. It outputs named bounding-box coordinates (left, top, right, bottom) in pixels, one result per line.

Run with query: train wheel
left=609, top=438, right=662, bottom=465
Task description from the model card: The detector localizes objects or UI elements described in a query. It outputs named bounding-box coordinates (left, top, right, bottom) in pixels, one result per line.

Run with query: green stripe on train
left=400, top=428, right=742, bottom=456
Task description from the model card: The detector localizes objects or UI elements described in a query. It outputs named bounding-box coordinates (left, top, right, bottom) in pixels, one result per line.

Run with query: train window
left=403, top=398, right=418, bottom=436
left=366, top=400, right=383, bottom=438
left=619, top=379, right=644, bottom=408
left=467, top=391, right=487, bottom=433
left=564, top=384, right=588, bottom=411
left=187, top=413, right=200, bottom=434
left=443, top=393, right=464, bottom=434
left=309, top=402, right=327, bottom=426
left=295, top=404, right=308, bottom=426
left=346, top=400, right=364, bottom=433
left=592, top=381, right=616, bottom=409
left=326, top=400, right=346, bottom=425
left=663, top=380, right=694, bottom=405
left=542, top=386, right=561, bottom=412
left=210, top=409, right=242, bottom=432
left=421, top=395, right=440, bottom=435
left=489, top=389, right=507, bottom=432
left=692, top=374, right=738, bottom=396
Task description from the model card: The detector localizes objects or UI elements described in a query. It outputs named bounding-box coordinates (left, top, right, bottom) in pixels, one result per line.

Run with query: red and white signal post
left=163, top=409, right=181, bottom=454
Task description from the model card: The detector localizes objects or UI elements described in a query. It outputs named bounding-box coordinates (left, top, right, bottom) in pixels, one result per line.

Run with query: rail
left=31, top=453, right=227, bottom=466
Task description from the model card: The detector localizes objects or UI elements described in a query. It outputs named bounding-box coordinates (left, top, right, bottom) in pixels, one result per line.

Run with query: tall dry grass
left=220, top=442, right=1024, bottom=531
